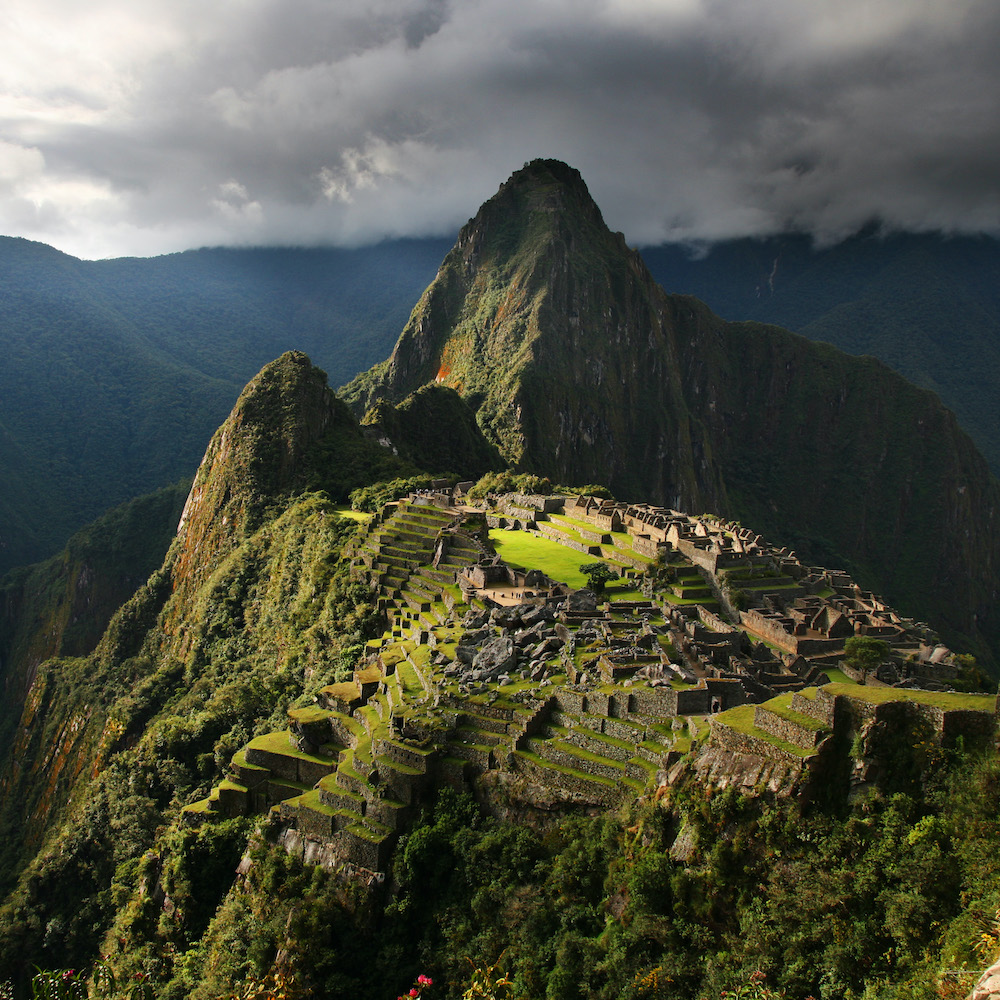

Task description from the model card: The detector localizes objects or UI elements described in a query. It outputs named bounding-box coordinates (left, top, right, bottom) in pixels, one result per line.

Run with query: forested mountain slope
left=0, top=351, right=996, bottom=1000
left=641, top=231, right=1000, bottom=474
left=0, top=237, right=447, bottom=574
left=3, top=222, right=999, bottom=582
left=344, top=159, right=1000, bottom=663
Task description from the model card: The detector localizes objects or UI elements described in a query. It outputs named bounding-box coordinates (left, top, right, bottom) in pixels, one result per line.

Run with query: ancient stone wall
left=513, top=753, right=620, bottom=807
left=626, top=686, right=678, bottom=718
left=792, top=691, right=835, bottom=726
left=709, top=718, right=809, bottom=764
left=753, top=706, right=824, bottom=748
left=739, top=610, right=798, bottom=654
left=676, top=687, right=712, bottom=714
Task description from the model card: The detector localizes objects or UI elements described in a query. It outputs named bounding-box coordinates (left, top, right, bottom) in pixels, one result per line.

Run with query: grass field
left=823, top=682, right=997, bottom=712
left=490, top=529, right=644, bottom=598
left=332, top=506, right=372, bottom=523
left=490, top=530, right=588, bottom=587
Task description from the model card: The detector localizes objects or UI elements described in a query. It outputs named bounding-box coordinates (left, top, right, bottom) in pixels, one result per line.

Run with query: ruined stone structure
left=183, top=486, right=993, bottom=876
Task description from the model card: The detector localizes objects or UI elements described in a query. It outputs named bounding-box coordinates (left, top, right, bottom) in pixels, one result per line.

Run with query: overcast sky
left=1, top=0, right=998, bottom=259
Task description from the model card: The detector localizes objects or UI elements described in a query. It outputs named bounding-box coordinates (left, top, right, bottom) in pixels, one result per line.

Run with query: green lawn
left=490, top=529, right=590, bottom=588
left=332, top=506, right=372, bottom=523
left=247, top=731, right=335, bottom=764
left=822, top=682, right=997, bottom=713
left=822, top=667, right=851, bottom=684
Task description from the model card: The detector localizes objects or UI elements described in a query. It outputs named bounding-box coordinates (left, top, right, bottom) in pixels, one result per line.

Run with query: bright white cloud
left=0, top=0, right=997, bottom=258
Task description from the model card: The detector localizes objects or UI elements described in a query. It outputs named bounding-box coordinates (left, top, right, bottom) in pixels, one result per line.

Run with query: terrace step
left=511, top=749, right=626, bottom=807
left=244, top=731, right=341, bottom=785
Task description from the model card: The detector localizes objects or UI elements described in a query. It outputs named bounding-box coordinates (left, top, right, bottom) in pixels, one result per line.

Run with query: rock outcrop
left=343, top=159, right=1000, bottom=662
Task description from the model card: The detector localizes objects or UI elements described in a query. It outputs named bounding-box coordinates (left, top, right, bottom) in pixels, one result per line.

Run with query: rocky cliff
left=343, top=159, right=1000, bottom=661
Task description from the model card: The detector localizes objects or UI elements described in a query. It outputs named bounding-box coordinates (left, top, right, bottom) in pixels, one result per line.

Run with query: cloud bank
left=1, top=0, right=998, bottom=258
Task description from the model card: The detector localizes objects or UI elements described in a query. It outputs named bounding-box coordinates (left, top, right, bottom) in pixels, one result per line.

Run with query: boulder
left=567, top=588, right=598, bottom=612
left=473, top=635, right=517, bottom=680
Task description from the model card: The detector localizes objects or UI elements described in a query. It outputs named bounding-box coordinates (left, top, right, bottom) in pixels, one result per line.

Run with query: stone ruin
left=182, top=483, right=994, bottom=877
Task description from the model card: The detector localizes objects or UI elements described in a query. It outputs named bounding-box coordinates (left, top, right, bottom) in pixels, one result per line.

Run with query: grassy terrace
left=547, top=512, right=608, bottom=537
left=823, top=682, right=997, bottom=713
left=331, top=506, right=372, bottom=523
left=762, top=692, right=827, bottom=731
left=712, top=704, right=817, bottom=758
left=514, top=749, right=619, bottom=789
left=247, top=731, right=339, bottom=764
left=662, top=592, right=718, bottom=608
left=490, top=528, right=644, bottom=599
left=490, top=529, right=585, bottom=587
left=398, top=661, right=426, bottom=695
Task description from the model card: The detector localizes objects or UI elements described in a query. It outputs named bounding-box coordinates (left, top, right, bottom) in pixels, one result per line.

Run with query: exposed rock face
left=343, top=159, right=1000, bottom=661
left=174, top=351, right=344, bottom=594
left=471, top=635, right=516, bottom=680
left=969, top=957, right=1000, bottom=1000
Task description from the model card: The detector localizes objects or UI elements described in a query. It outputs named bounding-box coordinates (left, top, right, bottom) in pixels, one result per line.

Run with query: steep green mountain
left=342, top=159, right=1000, bottom=663
left=0, top=482, right=189, bottom=711
left=0, top=350, right=996, bottom=1000
left=359, top=383, right=503, bottom=476
left=0, top=352, right=414, bottom=971
left=5, top=222, right=1000, bottom=584
left=640, top=231, right=1000, bottom=473
left=0, top=237, right=447, bottom=575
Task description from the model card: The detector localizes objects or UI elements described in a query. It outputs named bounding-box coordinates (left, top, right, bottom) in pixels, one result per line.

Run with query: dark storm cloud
left=0, top=0, right=997, bottom=257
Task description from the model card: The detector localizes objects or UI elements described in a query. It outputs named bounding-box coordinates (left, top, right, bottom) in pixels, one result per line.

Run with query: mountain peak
left=461, top=157, right=609, bottom=252
left=497, top=158, right=594, bottom=204
left=174, top=351, right=343, bottom=588
left=341, top=159, right=636, bottom=427
left=342, top=160, right=1000, bottom=657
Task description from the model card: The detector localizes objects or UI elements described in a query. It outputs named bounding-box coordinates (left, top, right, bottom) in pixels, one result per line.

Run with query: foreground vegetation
left=18, top=736, right=1000, bottom=1000
left=1, top=350, right=998, bottom=1000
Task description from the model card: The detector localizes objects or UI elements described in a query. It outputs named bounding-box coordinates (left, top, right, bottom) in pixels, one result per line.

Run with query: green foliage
left=844, top=636, right=891, bottom=679
left=579, top=562, right=617, bottom=593
left=0, top=491, right=380, bottom=986
left=350, top=475, right=441, bottom=512
left=467, top=471, right=553, bottom=499
left=0, top=236, right=448, bottom=576
left=30, top=962, right=153, bottom=1000
left=362, top=385, right=502, bottom=477
left=560, top=484, right=615, bottom=500
left=951, top=653, right=994, bottom=693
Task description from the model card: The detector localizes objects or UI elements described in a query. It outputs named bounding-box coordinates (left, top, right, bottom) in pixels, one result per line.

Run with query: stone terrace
left=182, top=487, right=988, bottom=873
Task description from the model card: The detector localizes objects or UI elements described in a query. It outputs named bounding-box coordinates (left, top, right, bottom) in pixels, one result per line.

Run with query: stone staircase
left=507, top=691, right=676, bottom=806
left=354, top=500, right=461, bottom=622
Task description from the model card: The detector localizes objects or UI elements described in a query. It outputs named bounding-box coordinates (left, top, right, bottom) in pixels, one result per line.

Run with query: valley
left=1, top=159, right=999, bottom=999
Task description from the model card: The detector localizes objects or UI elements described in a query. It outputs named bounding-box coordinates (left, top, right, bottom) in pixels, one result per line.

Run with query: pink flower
left=417, top=975, right=433, bottom=986
left=410, top=990, right=419, bottom=998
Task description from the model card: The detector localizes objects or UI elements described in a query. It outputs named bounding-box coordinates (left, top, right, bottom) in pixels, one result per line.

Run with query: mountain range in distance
left=0, top=160, right=999, bottom=997
left=2, top=207, right=999, bottom=582
left=1, top=162, right=1000, bottom=660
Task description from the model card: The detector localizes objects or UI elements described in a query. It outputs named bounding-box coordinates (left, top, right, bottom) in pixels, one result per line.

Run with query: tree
left=843, top=635, right=889, bottom=683
left=579, top=562, right=617, bottom=594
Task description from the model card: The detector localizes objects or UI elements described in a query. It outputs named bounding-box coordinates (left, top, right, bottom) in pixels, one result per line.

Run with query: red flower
left=417, top=975, right=433, bottom=986
left=409, top=990, right=419, bottom=998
